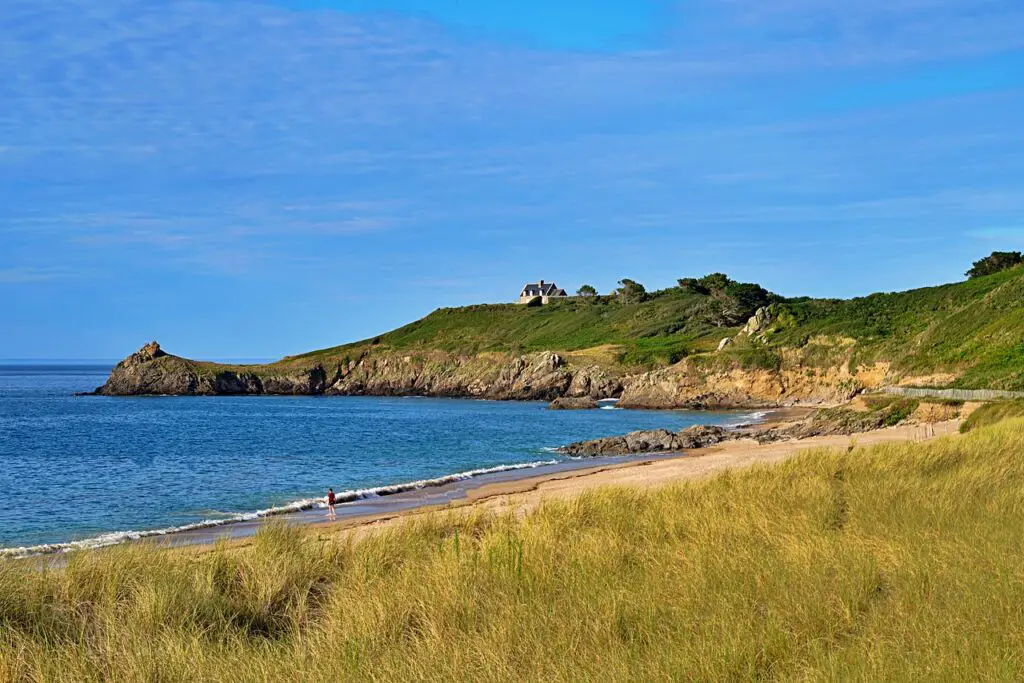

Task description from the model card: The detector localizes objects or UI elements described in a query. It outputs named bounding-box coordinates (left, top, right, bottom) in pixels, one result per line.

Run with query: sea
left=0, top=363, right=763, bottom=557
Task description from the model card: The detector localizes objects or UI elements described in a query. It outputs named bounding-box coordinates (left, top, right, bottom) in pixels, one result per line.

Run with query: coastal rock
left=615, top=353, right=878, bottom=410
left=558, top=425, right=736, bottom=457
left=618, top=362, right=784, bottom=410
left=94, top=342, right=884, bottom=408
left=717, top=337, right=732, bottom=351
left=741, top=307, right=773, bottom=337
left=564, top=364, right=623, bottom=399
left=548, top=397, right=599, bottom=410
left=94, top=343, right=331, bottom=396
left=326, top=350, right=574, bottom=400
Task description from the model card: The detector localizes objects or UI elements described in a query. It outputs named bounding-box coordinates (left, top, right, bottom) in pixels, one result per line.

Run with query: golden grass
left=4, top=420, right=1024, bottom=681
left=960, top=399, right=1024, bottom=433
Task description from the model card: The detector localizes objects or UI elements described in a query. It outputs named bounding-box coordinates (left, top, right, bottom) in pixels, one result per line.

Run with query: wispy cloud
left=1, top=0, right=1023, bottom=357
left=0, top=266, right=75, bottom=284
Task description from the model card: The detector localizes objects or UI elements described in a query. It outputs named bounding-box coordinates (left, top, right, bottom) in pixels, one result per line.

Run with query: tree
left=576, top=284, right=597, bottom=297
left=966, top=251, right=1024, bottom=279
left=679, top=272, right=778, bottom=326
left=616, top=279, right=647, bottom=304
left=697, top=272, right=731, bottom=292
left=677, top=278, right=709, bottom=295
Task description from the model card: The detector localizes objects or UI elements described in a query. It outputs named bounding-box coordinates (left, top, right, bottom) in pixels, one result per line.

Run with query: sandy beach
left=177, top=415, right=960, bottom=555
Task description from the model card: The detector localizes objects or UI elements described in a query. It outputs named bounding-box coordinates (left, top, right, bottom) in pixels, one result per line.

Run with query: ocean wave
left=0, top=459, right=560, bottom=560
left=726, top=410, right=769, bottom=426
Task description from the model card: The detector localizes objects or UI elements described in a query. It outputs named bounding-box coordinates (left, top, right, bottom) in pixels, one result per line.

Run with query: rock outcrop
left=95, top=345, right=618, bottom=401
left=564, top=364, right=623, bottom=399
left=558, top=425, right=736, bottom=457
left=95, top=341, right=886, bottom=408
left=323, top=350, right=577, bottom=400
left=548, top=397, right=599, bottom=410
left=94, top=344, right=331, bottom=396
left=741, top=307, right=774, bottom=337
left=616, top=355, right=879, bottom=410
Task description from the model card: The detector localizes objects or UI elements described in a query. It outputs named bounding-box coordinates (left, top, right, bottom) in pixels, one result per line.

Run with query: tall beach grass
left=4, top=420, right=1024, bottom=681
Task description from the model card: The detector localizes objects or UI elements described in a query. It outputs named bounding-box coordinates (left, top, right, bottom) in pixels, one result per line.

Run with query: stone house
left=519, top=280, right=568, bottom=304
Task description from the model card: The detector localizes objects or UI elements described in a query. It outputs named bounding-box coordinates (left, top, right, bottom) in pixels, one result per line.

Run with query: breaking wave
left=0, top=459, right=560, bottom=560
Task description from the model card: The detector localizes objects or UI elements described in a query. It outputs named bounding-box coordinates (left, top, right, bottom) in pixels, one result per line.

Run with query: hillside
left=94, top=263, right=1024, bottom=404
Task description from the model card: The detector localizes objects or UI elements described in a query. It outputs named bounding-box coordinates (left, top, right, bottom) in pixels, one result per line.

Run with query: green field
left=5, top=418, right=1024, bottom=681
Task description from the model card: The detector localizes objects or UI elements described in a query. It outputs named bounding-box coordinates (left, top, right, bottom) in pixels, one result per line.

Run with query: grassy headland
left=95, top=262, right=1024, bottom=400
left=290, top=264, right=1024, bottom=387
left=4, top=417, right=1024, bottom=681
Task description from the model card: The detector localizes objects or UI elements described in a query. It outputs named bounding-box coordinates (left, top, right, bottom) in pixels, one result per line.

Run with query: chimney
left=539, top=280, right=544, bottom=286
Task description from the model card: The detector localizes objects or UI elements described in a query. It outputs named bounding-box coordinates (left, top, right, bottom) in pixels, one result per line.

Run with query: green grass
left=290, top=288, right=747, bottom=368
left=771, top=264, right=1024, bottom=388
left=5, top=420, right=1024, bottom=681
left=274, top=264, right=1024, bottom=381
left=296, top=288, right=745, bottom=360
left=960, top=399, right=1024, bottom=433
left=147, top=264, right=1024, bottom=385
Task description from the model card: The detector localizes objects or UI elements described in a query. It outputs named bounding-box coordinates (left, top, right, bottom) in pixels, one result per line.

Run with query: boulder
left=549, top=397, right=599, bottom=410
left=558, top=424, right=736, bottom=457
left=742, top=307, right=773, bottom=337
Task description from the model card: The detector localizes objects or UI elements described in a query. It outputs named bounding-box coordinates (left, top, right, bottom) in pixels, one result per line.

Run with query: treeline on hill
left=290, top=252, right=1024, bottom=388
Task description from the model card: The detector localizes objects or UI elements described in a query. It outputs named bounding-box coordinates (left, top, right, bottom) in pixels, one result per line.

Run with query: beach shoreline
left=4, top=406, right=815, bottom=560
left=149, top=412, right=958, bottom=558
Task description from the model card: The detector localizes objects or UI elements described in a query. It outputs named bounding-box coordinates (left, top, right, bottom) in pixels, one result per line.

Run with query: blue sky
left=2, top=0, right=1024, bottom=359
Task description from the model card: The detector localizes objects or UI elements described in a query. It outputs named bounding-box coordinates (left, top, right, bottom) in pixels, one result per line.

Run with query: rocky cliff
left=94, top=264, right=1024, bottom=401
left=93, top=343, right=623, bottom=401
left=94, top=341, right=888, bottom=408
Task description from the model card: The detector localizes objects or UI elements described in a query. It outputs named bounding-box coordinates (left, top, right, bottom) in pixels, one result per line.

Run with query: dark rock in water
left=558, top=424, right=736, bottom=457
left=549, top=397, right=599, bottom=410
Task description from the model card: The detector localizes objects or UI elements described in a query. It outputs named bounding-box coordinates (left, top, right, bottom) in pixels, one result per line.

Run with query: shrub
left=616, top=279, right=647, bottom=304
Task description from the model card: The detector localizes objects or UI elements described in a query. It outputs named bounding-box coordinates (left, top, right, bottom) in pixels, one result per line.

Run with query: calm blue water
left=0, top=364, right=754, bottom=551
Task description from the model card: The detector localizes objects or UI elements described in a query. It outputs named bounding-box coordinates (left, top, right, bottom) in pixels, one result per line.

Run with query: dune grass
left=960, top=399, right=1024, bottom=433
left=4, top=421, right=1024, bottom=681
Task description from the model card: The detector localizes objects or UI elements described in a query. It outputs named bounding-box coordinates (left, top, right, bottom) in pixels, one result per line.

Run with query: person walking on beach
left=327, top=488, right=337, bottom=521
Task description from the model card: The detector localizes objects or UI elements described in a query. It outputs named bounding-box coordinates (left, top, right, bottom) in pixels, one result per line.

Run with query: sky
left=2, top=0, right=1024, bottom=360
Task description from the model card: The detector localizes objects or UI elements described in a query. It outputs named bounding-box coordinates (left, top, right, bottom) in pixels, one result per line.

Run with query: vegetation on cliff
left=966, top=250, right=1022, bottom=279
left=5, top=417, right=1024, bottom=680
left=97, top=255, right=1024, bottom=397
left=300, top=259, right=1024, bottom=388
left=294, top=272, right=773, bottom=367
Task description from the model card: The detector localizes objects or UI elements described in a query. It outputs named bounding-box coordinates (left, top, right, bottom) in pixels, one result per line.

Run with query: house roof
left=521, top=281, right=567, bottom=297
